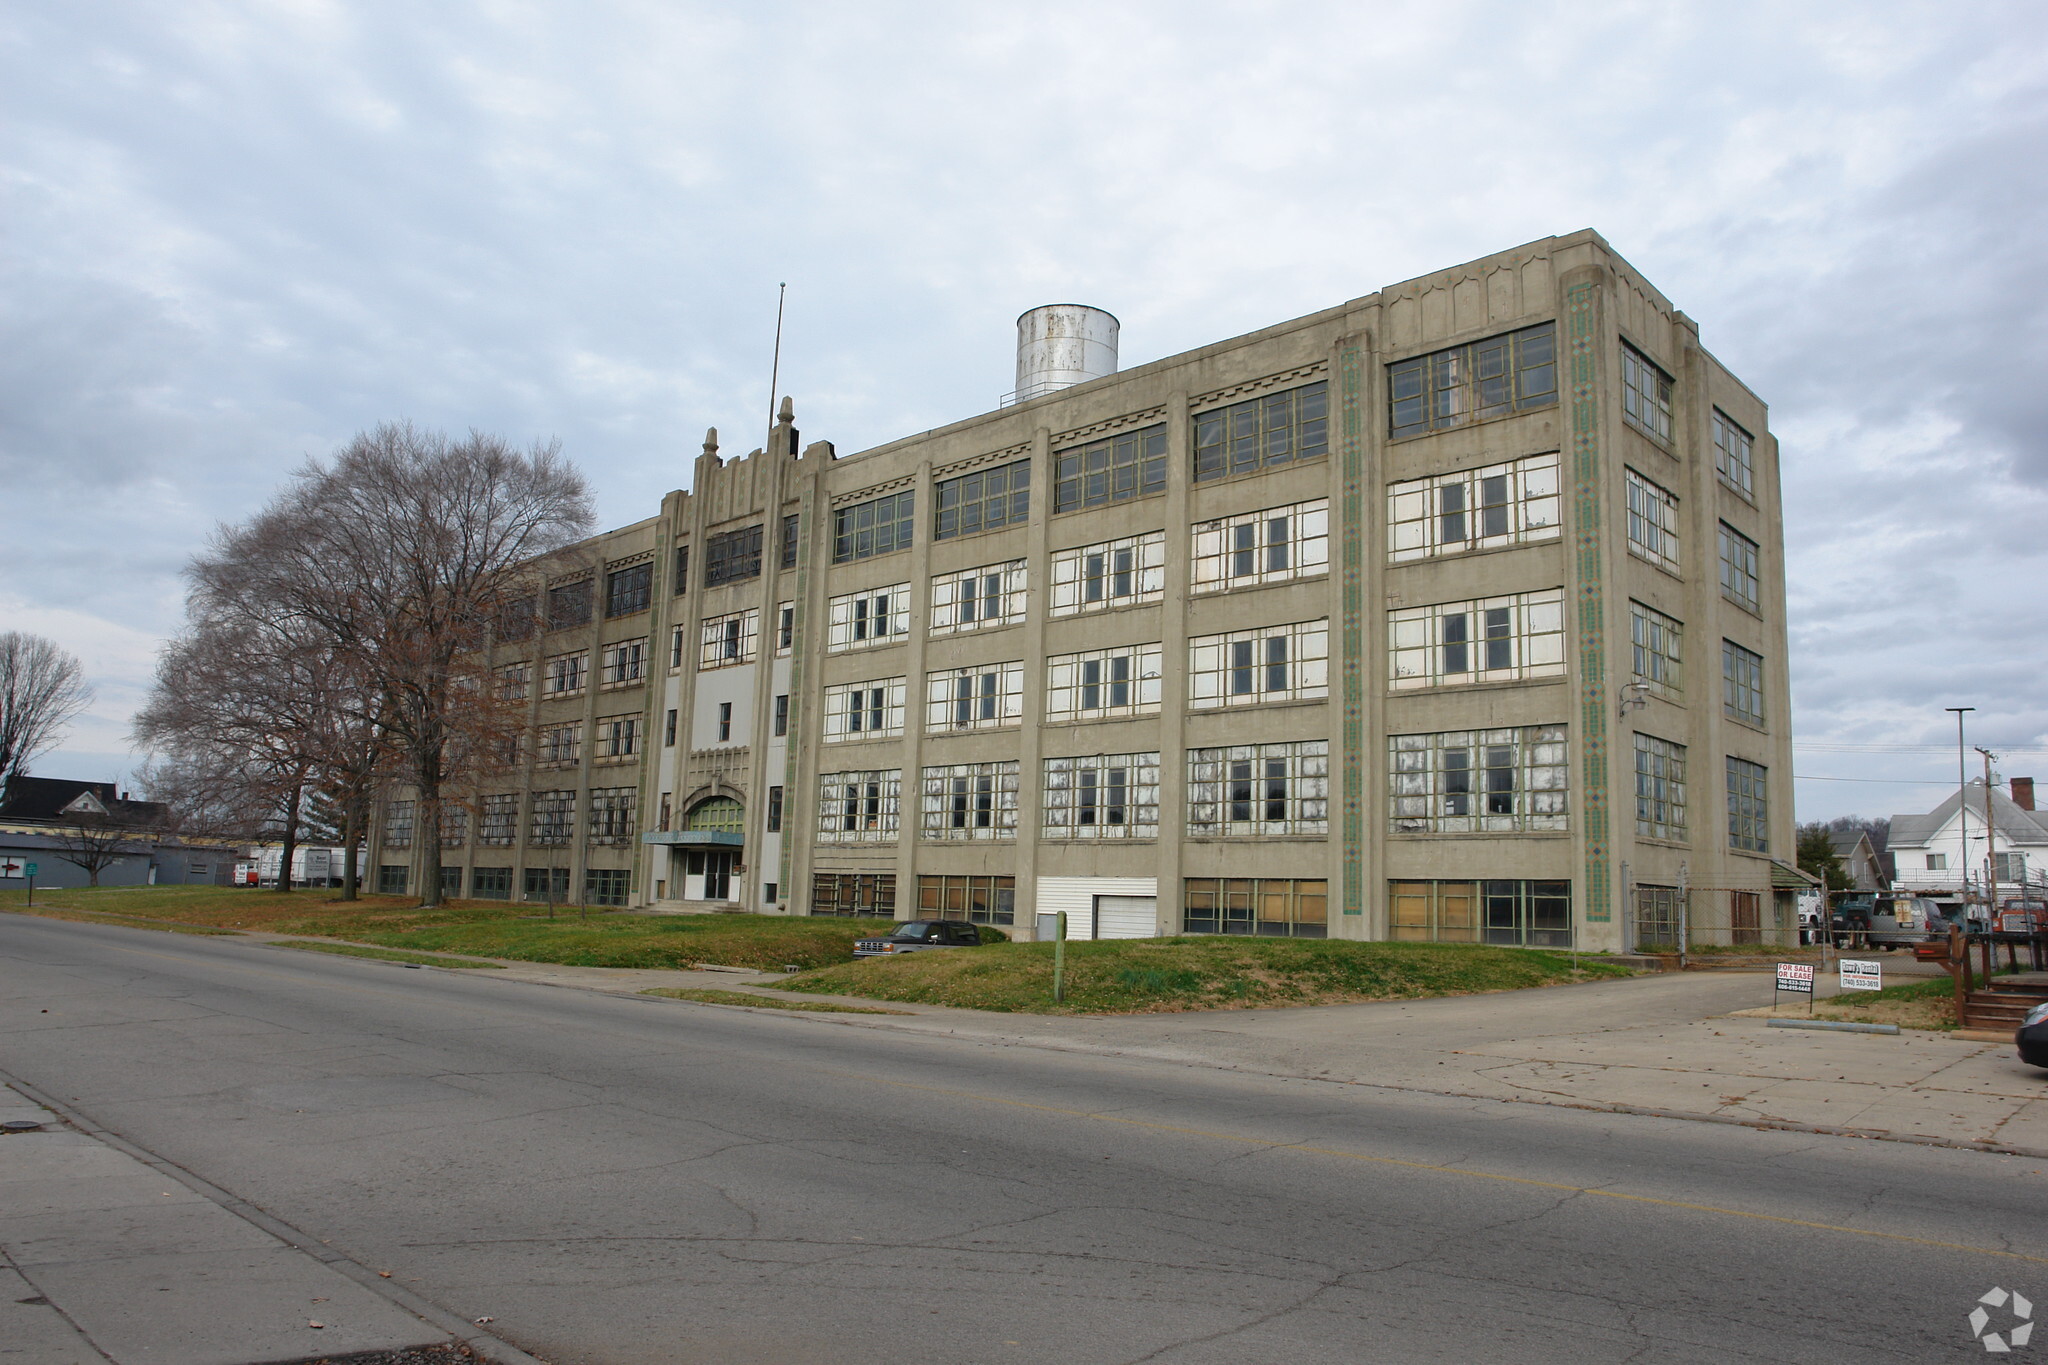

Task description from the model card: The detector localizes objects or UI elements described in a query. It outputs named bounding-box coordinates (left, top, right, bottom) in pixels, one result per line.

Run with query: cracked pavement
left=3, top=914, right=2045, bottom=1364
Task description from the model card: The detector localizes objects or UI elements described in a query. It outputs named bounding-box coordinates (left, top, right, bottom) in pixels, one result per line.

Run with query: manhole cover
left=0, top=1120, right=44, bottom=1133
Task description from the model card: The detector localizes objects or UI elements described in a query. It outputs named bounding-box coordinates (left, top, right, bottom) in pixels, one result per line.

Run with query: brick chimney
left=2012, top=777, right=2035, bottom=811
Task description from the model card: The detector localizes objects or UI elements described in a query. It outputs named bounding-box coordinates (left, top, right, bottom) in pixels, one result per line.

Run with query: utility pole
left=1979, top=747, right=2000, bottom=927
left=1947, top=707, right=1975, bottom=913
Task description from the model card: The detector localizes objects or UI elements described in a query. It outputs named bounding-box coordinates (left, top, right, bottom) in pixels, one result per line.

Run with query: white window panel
left=600, top=638, right=647, bottom=687
left=1625, top=469, right=1680, bottom=572
left=1049, top=532, right=1166, bottom=617
left=919, top=761, right=1020, bottom=840
left=826, top=583, right=912, bottom=652
left=1043, top=752, right=1162, bottom=839
left=823, top=676, right=908, bottom=742
left=817, top=769, right=902, bottom=842
left=1045, top=644, right=1164, bottom=721
left=544, top=651, right=587, bottom=696
left=1191, top=498, right=1329, bottom=593
left=930, top=559, right=1028, bottom=635
left=1189, top=619, right=1329, bottom=708
left=698, top=609, right=760, bottom=669
left=1388, top=590, right=1564, bottom=690
left=1389, top=725, right=1569, bottom=834
left=1387, top=453, right=1561, bottom=563
left=924, top=661, right=1025, bottom=732
left=1187, top=740, right=1329, bottom=837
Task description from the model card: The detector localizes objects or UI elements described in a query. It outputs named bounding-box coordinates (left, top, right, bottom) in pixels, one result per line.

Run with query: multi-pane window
left=377, top=865, right=408, bottom=895
left=1727, top=757, right=1769, bottom=852
left=920, top=761, right=1020, bottom=840
left=934, top=459, right=1030, bottom=539
left=595, top=715, right=640, bottom=760
left=498, top=663, right=531, bottom=702
left=672, top=545, right=689, bottom=595
left=773, top=694, right=789, bottom=737
left=539, top=722, right=582, bottom=766
left=918, top=874, right=1016, bottom=926
left=811, top=872, right=897, bottom=917
left=930, top=560, right=1028, bottom=634
left=1388, top=591, right=1564, bottom=690
left=496, top=596, right=535, bottom=643
left=1192, top=379, right=1329, bottom=482
left=1722, top=641, right=1765, bottom=727
left=546, top=580, right=592, bottom=631
left=385, top=799, right=415, bottom=848
left=1045, top=644, right=1164, bottom=721
left=1719, top=523, right=1760, bottom=612
left=698, top=609, right=760, bottom=668
left=1713, top=410, right=1754, bottom=498
left=776, top=602, right=795, bottom=655
left=826, top=584, right=911, bottom=652
left=1191, top=498, right=1329, bottom=592
left=530, top=790, right=575, bottom=845
left=1043, top=752, right=1161, bottom=839
left=1926, top=853, right=1948, bottom=871
left=1183, top=878, right=1327, bottom=938
left=781, top=513, right=800, bottom=569
left=664, top=709, right=677, bottom=746
left=1995, top=852, right=2027, bottom=882
left=544, top=651, right=587, bottom=696
left=669, top=625, right=685, bottom=670
left=494, top=732, right=526, bottom=769
left=823, top=677, right=907, bottom=741
left=584, top=869, right=630, bottom=907
left=1049, top=533, right=1166, bottom=616
left=600, top=639, right=646, bottom=687
left=1054, top=423, right=1167, bottom=512
left=833, top=491, right=915, bottom=563
left=1634, top=734, right=1687, bottom=840
left=1387, top=322, right=1557, bottom=439
left=1621, top=343, right=1674, bottom=442
left=705, top=524, right=764, bottom=586
left=1630, top=602, right=1684, bottom=697
left=766, top=786, right=783, bottom=833
left=1390, top=880, right=1572, bottom=948
left=471, top=866, right=513, bottom=899
left=716, top=703, right=732, bottom=742
left=1386, top=453, right=1562, bottom=562
left=1188, top=740, right=1329, bottom=837
left=1625, top=469, right=1680, bottom=572
left=925, top=662, right=1026, bottom=731
left=1189, top=620, right=1329, bottom=708
left=440, top=805, right=467, bottom=847
left=605, top=562, right=653, bottom=617
left=1389, top=726, right=1569, bottom=833
left=817, top=769, right=902, bottom=842
left=479, top=794, right=519, bottom=846
left=588, top=787, right=638, bottom=844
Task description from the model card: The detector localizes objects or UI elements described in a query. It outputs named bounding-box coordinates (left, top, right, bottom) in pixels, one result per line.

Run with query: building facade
left=368, top=230, right=1795, bottom=952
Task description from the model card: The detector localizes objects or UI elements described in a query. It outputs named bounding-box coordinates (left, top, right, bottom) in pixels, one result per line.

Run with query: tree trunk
left=277, top=779, right=303, bottom=894
left=339, top=801, right=360, bottom=901
left=418, top=775, right=442, bottom=908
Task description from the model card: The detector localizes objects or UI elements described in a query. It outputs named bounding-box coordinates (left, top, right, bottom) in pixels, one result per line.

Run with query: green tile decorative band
left=1567, top=284, right=1611, bottom=923
left=1340, top=344, right=1365, bottom=916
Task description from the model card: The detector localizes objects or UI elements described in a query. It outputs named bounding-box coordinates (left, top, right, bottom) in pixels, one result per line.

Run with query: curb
left=0, top=1068, right=553, bottom=1365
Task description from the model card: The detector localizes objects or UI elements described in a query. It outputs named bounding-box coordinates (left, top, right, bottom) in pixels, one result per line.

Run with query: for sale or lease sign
left=1775, top=962, right=1815, bottom=994
left=1839, top=959, right=1883, bottom=992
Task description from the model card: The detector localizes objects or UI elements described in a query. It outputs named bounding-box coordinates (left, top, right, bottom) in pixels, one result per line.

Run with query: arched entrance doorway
left=680, top=797, right=743, bottom=901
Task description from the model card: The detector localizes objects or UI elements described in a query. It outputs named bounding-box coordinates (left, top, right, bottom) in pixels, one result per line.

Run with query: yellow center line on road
left=24, top=920, right=2048, bottom=1266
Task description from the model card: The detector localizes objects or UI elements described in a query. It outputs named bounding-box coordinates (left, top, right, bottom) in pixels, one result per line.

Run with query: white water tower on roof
left=1009, top=304, right=1119, bottom=405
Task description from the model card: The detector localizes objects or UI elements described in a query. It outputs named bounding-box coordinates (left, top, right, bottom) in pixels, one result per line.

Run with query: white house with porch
left=1887, top=777, right=2048, bottom=908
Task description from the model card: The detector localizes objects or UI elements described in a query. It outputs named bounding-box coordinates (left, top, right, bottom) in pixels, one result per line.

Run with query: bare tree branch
left=0, top=632, right=93, bottom=785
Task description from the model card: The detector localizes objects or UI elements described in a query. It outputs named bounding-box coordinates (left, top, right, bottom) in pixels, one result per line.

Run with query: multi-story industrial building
left=368, top=230, right=1797, bottom=952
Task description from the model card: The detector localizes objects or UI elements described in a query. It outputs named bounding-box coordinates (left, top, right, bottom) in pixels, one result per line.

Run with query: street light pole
left=1946, top=707, right=1975, bottom=912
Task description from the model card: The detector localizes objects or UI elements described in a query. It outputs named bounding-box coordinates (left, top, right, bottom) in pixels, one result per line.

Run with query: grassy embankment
left=0, top=885, right=895, bottom=971
left=1753, top=973, right=1988, bottom=1032
left=772, top=936, right=1635, bottom=1015
left=641, top=987, right=912, bottom=1015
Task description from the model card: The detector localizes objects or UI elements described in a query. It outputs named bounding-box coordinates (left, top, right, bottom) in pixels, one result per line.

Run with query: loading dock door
left=1094, top=895, right=1158, bottom=940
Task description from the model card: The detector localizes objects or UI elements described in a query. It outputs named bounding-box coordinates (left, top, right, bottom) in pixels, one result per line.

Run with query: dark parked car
left=853, top=920, right=987, bottom=958
left=2019, top=1001, right=2048, bottom=1069
left=1828, top=893, right=1947, bottom=949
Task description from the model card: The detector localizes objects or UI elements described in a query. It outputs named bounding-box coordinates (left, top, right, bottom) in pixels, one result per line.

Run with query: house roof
left=1772, top=860, right=1822, bottom=889
left=1829, top=830, right=1873, bottom=859
left=1890, top=779, right=2048, bottom=847
left=0, top=776, right=167, bottom=828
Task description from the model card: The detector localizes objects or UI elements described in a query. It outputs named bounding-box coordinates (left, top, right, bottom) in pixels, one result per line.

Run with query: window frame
left=604, top=562, right=653, bottom=618
left=1629, top=601, right=1684, bottom=697
left=1388, top=590, right=1565, bottom=691
left=1045, top=643, right=1165, bottom=722
left=1191, top=497, right=1330, bottom=593
left=698, top=609, right=760, bottom=669
left=1053, top=423, right=1167, bottom=513
left=930, top=560, right=1029, bottom=635
left=1625, top=468, right=1681, bottom=573
left=1713, top=409, right=1755, bottom=500
left=919, top=760, right=1021, bottom=841
left=1049, top=532, right=1167, bottom=616
left=816, top=769, right=903, bottom=843
left=1722, top=640, right=1765, bottom=728
left=1188, top=619, right=1329, bottom=709
left=1187, top=740, right=1330, bottom=838
left=1621, top=342, right=1675, bottom=443
left=822, top=676, right=908, bottom=742
left=1043, top=752, right=1162, bottom=840
left=1718, top=522, right=1760, bottom=613
left=1387, top=322, right=1557, bottom=440
left=1386, top=453, right=1562, bottom=563
left=705, top=524, right=765, bottom=587
left=934, top=459, right=1031, bottom=540
left=1727, top=756, right=1769, bottom=853
left=1183, top=878, right=1328, bottom=938
left=1191, top=379, right=1330, bottom=483
left=832, top=490, right=915, bottom=564
left=1388, top=725, right=1570, bottom=834
left=924, top=661, right=1026, bottom=732
left=1633, top=732, right=1688, bottom=840
left=826, top=584, right=912, bottom=653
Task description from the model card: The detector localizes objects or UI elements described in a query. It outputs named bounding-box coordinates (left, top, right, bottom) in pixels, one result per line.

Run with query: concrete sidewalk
left=0, top=1087, right=537, bottom=1365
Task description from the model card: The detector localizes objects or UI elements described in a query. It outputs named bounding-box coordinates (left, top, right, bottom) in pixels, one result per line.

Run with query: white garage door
left=1094, top=895, right=1158, bottom=940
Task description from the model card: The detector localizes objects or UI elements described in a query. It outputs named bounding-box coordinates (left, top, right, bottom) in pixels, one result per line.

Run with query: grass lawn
left=770, top=936, right=1635, bottom=1014
left=641, top=987, right=913, bottom=1015
left=271, top=941, right=505, bottom=968
left=1790, top=974, right=1969, bottom=1031
left=0, top=886, right=898, bottom=971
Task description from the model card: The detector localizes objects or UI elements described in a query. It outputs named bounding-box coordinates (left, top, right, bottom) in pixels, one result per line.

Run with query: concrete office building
left=367, top=230, right=1795, bottom=953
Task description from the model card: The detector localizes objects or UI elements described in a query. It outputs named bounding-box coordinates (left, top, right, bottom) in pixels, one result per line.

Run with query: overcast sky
left=5, top=0, right=2046, bottom=824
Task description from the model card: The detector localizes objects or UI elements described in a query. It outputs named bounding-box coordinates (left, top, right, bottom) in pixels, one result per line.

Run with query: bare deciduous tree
left=185, top=423, right=590, bottom=907
left=51, top=803, right=147, bottom=887
left=0, top=632, right=93, bottom=786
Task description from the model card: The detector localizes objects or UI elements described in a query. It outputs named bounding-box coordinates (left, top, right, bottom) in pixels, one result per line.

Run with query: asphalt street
left=2, top=914, right=2043, bottom=1364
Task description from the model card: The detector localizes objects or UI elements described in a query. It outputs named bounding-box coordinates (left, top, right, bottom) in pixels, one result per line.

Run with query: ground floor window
left=377, top=864, right=407, bottom=895
left=1390, top=879, right=1572, bottom=947
left=472, top=866, right=512, bottom=899
left=1633, top=884, right=1682, bottom=951
left=585, top=868, right=630, bottom=906
left=524, top=867, right=571, bottom=903
left=812, top=872, right=897, bottom=917
left=440, top=865, right=463, bottom=898
left=1183, top=878, right=1327, bottom=937
left=918, top=874, right=1016, bottom=926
